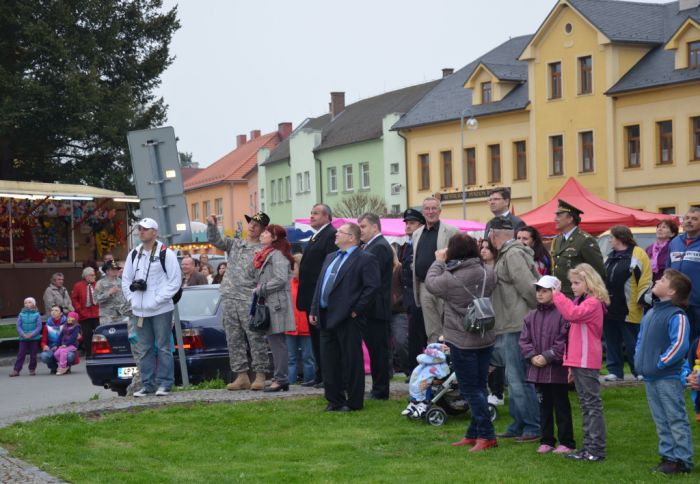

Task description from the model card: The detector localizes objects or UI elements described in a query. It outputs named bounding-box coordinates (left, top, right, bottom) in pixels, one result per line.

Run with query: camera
left=129, top=279, right=148, bottom=292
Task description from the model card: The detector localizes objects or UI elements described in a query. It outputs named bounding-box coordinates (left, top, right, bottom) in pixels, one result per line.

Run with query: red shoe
left=451, top=437, right=477, bottom=447
left=469, top=438, right=498, bottom=452
left=695, top=413, right=700, bottom=423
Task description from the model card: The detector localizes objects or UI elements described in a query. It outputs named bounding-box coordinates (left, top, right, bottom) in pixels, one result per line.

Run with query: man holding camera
left=122, top=218, right=182, bottom=397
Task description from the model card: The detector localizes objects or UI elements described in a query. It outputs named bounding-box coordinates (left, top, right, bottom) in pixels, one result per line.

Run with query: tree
left=179, top=151, right=194, bottom=167
left=0, top=0, right=180, bottom=194
left=333, top=194, right=388, bottom=219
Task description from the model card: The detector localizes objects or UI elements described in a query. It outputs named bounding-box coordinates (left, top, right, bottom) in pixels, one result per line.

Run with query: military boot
left=226, top=373, right=251, bottom=391
left=250, top=372, right=266, bottom=391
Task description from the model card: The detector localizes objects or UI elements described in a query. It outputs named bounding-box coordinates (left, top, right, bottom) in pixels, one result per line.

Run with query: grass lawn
left=0, top=324, right=17, bottom=339
left=0, top=385, right=698, bottom=483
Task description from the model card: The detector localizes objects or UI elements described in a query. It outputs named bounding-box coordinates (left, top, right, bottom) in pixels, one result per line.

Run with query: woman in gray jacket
left=253, top=224, right=296, bottom=392
left=425, top=233, right=497, bottom=452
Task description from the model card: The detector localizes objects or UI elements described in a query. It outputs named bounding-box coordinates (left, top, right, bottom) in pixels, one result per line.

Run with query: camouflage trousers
left=126, top=317, right=143, bottom=396
left=222, top=298, right=270, bottom=374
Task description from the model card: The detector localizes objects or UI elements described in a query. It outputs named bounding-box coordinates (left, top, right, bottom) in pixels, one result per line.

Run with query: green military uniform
left=550, top=200, right=606, bottom=299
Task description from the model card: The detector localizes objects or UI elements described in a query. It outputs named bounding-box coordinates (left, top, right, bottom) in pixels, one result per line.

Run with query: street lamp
left=460, top=110, right=479, bottom=219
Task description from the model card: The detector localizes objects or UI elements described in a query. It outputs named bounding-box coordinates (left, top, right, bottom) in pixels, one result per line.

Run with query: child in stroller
left=403, top=343, right=498, bottom=426
left=401, top=343, right=450, bottom=418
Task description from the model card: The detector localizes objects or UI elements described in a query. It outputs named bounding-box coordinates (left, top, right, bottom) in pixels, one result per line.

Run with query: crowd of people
left=8, top=190, right=700, bottom=475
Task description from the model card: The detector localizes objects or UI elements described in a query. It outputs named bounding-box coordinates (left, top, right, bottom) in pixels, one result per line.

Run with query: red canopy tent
left=520, top=178, right=674, bottom=236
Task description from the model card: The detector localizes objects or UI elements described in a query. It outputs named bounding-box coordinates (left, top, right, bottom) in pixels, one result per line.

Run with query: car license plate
left=117, top=367, right=139, bottom=379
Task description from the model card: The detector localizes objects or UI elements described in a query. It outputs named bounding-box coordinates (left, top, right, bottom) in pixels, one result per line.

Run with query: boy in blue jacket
left=635, top=269, right=693, bottom=475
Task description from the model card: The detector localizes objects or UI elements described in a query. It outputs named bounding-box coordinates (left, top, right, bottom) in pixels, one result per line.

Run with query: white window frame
left=270, top=180, right=277, bottom=204
left=303, top=171, right=311, bottom=192
left=328, top=167, right=338, bottom=193
left=343, top=165, right=354, bottom=191
left=360, top=162, right=370, bottom=189
left=390, top=163, right=399, bottom=175
left=285, top=176, right=291, bottom=201
left=296, top=173, right=303, bottom=194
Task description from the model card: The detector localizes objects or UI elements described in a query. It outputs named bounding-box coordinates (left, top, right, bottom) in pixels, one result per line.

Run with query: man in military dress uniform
left=550, top=200, right=606, bottom=299
left=94, top=260, right=129, bottom=325
left=207, top=212, right=271, bottom=391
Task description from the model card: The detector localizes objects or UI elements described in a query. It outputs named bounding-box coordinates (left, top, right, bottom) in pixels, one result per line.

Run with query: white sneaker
left=155, top=387, right=170, bottom=396
left=488, top=394, right=504, bottom=406
left=133, top=388, right=150, bottom=398
left=411, top=402, right=428, bottom=418
left=603, top=374, right=619, bottom=382
left=401, top=402, right=416, bottom=416
left=636, top=375, right=644, bottom=381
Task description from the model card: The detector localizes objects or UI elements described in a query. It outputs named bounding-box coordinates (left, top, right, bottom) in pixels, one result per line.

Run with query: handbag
left=452, top=265, right=495, bottom=335
left=249, top=294, right=271, bottom=332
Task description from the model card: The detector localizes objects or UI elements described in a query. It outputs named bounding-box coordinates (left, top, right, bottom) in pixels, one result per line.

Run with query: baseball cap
left=137, top=218, right=158, bottom=230
left=534, top=275, right=561, bottom=290
left=488, top=216, right=514, bottom=231
left=102, top=260, right=121, bottom=272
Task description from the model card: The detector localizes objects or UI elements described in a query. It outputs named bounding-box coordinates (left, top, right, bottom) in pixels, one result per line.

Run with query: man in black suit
left=358, top=212, right=394, bottom=400
left=297, top=203, right=337, bottom=387
left=310, top=223, right=379, bottom=411
left=483, top=187, right=525, bottom=239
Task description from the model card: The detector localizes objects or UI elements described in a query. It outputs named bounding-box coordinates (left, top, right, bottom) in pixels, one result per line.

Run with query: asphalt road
left=0, top=361, right=115, bottom=421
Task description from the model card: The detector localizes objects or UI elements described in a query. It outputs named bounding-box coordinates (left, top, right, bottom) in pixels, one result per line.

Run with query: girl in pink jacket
left=552, top=263, right=610, bottom=463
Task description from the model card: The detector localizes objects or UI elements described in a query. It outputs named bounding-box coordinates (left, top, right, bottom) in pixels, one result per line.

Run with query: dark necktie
left=321, top=251, right=346, bottom=307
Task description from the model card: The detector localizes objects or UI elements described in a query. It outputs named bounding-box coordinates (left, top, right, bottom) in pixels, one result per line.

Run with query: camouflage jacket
left=94, top=276, right=130, bottom=324
left=207, top=222, right=260, bottom=301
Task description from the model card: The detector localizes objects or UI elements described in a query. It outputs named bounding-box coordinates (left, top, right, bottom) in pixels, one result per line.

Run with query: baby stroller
left=418, top=369, right=498, bottom=427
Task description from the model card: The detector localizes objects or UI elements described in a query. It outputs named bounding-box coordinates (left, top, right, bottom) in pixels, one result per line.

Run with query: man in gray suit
left=411, top=197, right=459, bottom=343
left=483, top=187, right=525, bottom=239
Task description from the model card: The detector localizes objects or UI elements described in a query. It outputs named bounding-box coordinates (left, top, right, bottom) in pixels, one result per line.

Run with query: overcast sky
left=156, top=0, right=660, bottom=167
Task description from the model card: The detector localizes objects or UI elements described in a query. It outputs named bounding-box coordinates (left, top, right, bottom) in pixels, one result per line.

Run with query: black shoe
left=566, top=450, right=605, bottom=462
left=313, top=381, right=324, bottom=389
left=263, top=383, right=289, bottom=393
left=338, top=405, right=352, bottom=412
left=656, top=460, right=690, bottom=474
left=301, top=381, right=316, bottom=387
left=325, top=403, right=346, bottom=412
left=368, top=393, right=389, bottom=400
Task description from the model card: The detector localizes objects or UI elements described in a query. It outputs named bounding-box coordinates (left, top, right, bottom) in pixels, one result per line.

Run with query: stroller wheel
left=425, top=407, right=447, bottom=427
left=488, top=404, right=498, bottom=422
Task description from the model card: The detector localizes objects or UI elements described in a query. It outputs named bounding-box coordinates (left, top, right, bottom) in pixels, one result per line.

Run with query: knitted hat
left=67, top=311, right=80, bottom=322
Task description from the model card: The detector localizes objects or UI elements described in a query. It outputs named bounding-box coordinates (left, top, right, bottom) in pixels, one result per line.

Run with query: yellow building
left=394, top=0, right=700, bottom=220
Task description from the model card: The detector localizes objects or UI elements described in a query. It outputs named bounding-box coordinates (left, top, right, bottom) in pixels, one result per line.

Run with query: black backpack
left=130, top=244, right=183, bottom=304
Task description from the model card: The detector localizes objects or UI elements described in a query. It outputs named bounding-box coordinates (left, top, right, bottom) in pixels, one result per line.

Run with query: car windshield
left=177, top=288, right=221, bottom=321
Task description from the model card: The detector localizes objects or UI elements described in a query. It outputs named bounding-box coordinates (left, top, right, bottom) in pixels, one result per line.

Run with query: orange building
left=184, top=124, right=291, bottom=238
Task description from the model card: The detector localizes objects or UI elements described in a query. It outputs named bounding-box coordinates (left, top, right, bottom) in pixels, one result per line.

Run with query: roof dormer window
left=481, top=82, right=492, bottom=104
left=689, top=41, right=700, bottom=68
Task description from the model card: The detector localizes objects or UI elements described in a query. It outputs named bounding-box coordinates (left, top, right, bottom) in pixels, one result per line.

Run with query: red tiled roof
left=181, top=167, right=203, bottom=182
left=184, top=131, right=281, bottom=190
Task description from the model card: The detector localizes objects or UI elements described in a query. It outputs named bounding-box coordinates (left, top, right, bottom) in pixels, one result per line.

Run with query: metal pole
left=461, top=113, right=466, bottom=220
left=144, top=140, right=190, bottom=387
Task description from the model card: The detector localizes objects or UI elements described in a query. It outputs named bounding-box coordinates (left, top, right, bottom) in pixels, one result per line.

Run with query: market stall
left=0, top=181, right=138, bottom=315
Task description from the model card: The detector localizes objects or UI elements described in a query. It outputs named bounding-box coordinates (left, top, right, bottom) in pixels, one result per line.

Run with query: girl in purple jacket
left=519, top=275, right=575, bottom=455
left=54, top=312, right=81, bottom=375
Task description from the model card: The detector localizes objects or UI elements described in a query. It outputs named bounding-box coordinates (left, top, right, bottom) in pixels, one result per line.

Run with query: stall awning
left=0, top=180, right=138, bottom=202
left=520, top=178, right=675, bottom=236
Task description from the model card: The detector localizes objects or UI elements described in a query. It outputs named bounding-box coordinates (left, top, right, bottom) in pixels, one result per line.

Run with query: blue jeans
left=449, top=344, right=495, bottom=440
left=603, top=317, right=640, bottom=378
left=40, top=349, right=75, bottom=372
left=494, top=332, right=541, bottom=436
left=133, top=311, right=174, bottom=392
left=645, top=378, right=694, bottom=467
left=286, top=335, right=315, bottom=384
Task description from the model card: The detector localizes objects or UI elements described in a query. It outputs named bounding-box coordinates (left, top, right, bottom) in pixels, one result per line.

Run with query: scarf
left=649, top=240, right=669, bottom=274
left=85, top=282, right=95, bottom=308
left=253, top=246, right=275, bottom=269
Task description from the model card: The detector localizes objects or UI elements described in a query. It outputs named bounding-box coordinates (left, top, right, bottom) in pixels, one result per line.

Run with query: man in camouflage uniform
left=550, top=199, right=606, bottom=299
left=94, top=260, right=129, bottom=325
left=207, top=212, right=270, bottom=391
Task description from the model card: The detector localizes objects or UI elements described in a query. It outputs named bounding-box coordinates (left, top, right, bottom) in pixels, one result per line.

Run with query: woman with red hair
left=253, top=224, right=296, bottom=392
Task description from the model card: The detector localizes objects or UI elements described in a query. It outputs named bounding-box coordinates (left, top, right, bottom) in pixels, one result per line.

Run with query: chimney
left=330, top=92, right=345, bottom=118
left=236, top=134, right=247, bottom=147
left=679, top=0, right=700, bottom=11
left=442, top=68, right=454, bottom=78
left=250, top=130, right=261, bottom=140
left=277, top=122, right=293, bottom=139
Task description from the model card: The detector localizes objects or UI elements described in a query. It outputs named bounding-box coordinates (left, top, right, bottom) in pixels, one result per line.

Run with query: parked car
left=86, top=285, right=232, bottom=396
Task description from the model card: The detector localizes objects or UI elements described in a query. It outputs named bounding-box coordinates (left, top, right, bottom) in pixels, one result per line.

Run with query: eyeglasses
left=423, top=207, right=440, bottom=212
left=488, top=197, right=504, bottom=202
left=337, top=230, right=352, bottom=236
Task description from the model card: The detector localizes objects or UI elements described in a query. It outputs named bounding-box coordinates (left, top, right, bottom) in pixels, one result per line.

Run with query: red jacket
left=40, top=317, right=81, bottom=364
left=71, top=280, right=100, bottom=321
left=286, top=278, right=310, bottom=336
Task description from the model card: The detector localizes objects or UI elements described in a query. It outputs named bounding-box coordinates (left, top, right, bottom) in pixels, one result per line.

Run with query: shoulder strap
left=450, top=264, right=487, bottom=299
left=130, top=249, right=138, bottom=264
left=159, top=243, right=168, bottom=274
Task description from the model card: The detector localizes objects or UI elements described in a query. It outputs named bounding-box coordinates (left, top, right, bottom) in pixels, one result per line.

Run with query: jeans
left=494, top=332, right=541, bottom=436
left=286, top=335, right=315, bottom=384
left=133, top=311, right=174, bottom=392
left=572, top=367, right=606, bottom=457
left=449, top=344, right=495, bottom=440
left=603, top=317, right=640, bottom=377
left=645, top=378, right=694, bottom=467
left=40, top=349, right=76, bottom=372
